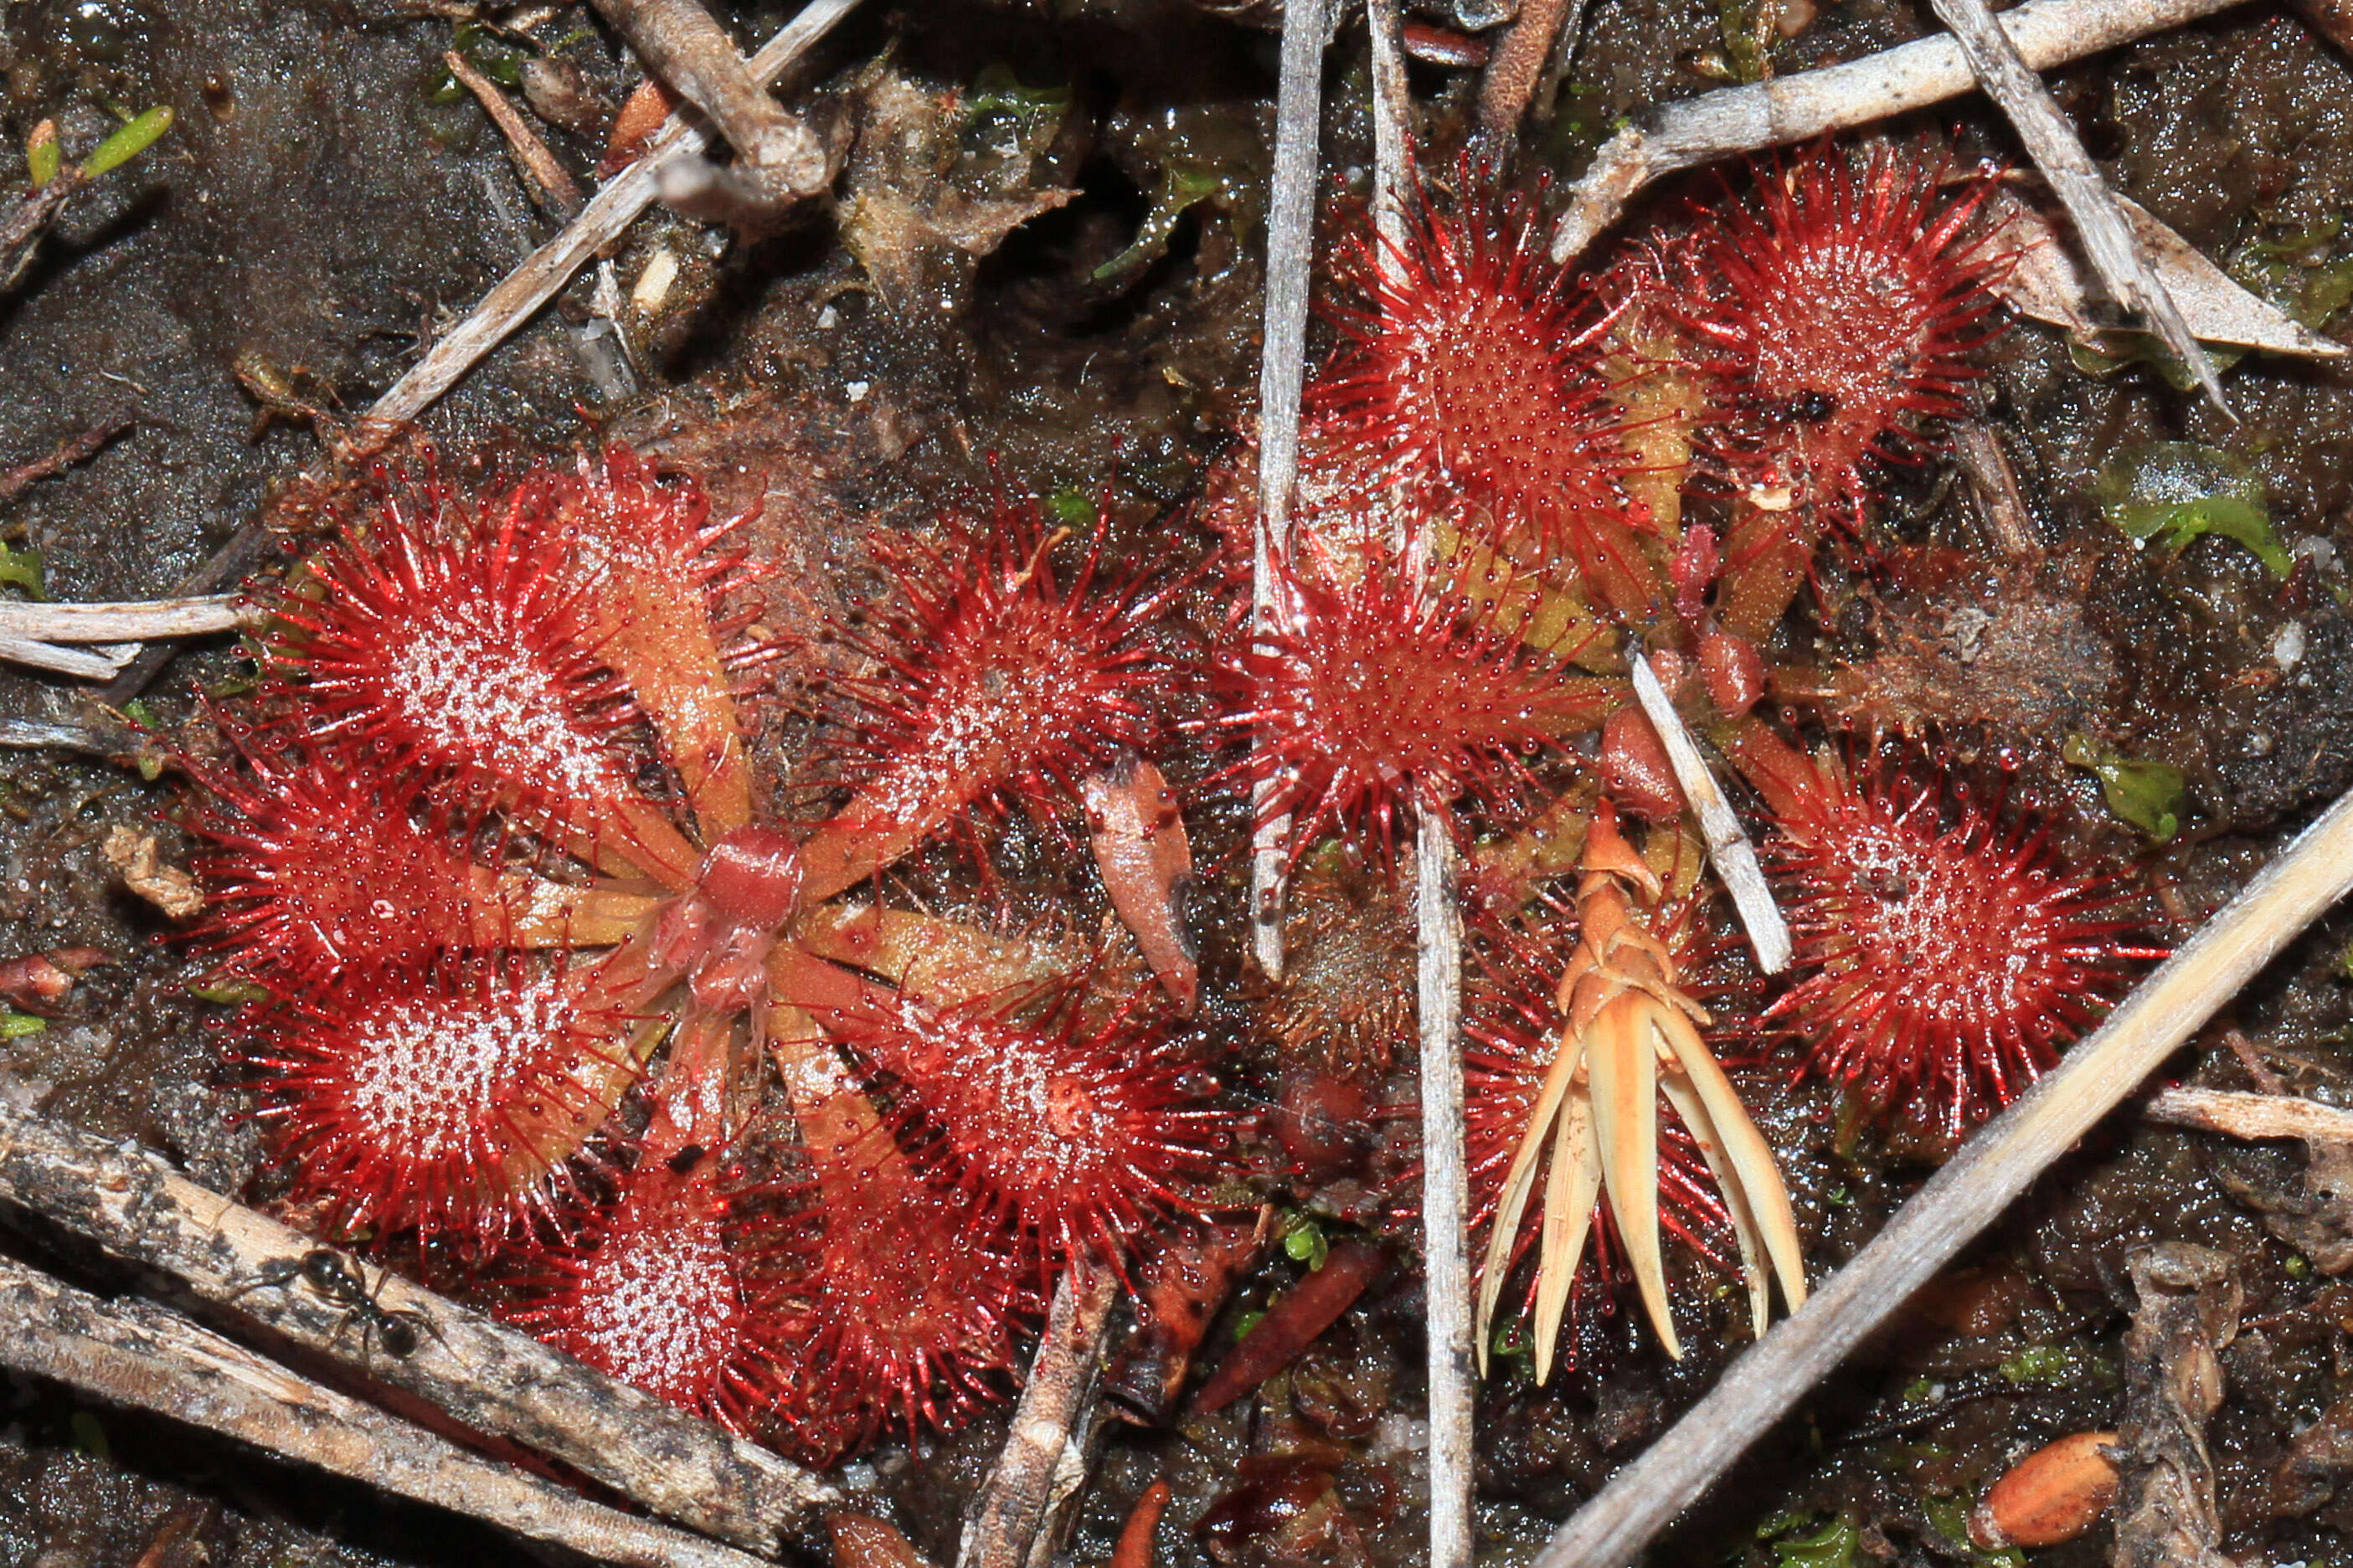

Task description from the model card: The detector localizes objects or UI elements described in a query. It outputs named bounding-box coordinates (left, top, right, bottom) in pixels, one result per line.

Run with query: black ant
left=233, top=1247, right=438, bottom=1360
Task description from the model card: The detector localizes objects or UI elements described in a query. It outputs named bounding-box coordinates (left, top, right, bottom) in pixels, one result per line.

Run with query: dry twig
left=445, top=48, right=584, bottom=213
left=2146, top=1084, right=2353, bottom=1144
left=0, top=1089, right=832, bottom=1553
left=1534, top=779, right=2353, bottom=1568
left=1248, top=0, right=1335, bottom=981
left=1546, top=0, right=2253, bottom=265
left=1363, top=14, right=1475, bottom=1561
left=1925, top=0, right=2226, bottom=409
left=957, top=1256, right=1120, bottom=1568
left=0, top=417, right=132, bottom=507
left=590, top=0, right=829, bottom=221
left=1628, top=650, right=1790, bottom=974
left=0, top=1257, right=770, bottom=1568
left=1413, top=815, right=1476, bottom=1568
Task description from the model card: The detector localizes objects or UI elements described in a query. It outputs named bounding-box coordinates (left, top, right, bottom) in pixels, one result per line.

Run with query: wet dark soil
left=6, top=2, right=2353, bottom=1566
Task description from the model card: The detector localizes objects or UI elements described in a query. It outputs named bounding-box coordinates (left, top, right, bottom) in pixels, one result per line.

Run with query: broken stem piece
left=2146, top=1084, right=2353, bottom=1144
left=1474, top=0, right=1579, bottom=155
left=1924, top=0, right=2227, bottom=409
left=1534, top=777, right=2353, bottom=1568
left=956, top=1255, right=1120, bottom=1568
left=1628, top=651, right=1790, bottom=974
left=1249, top=0, right=1333, bottom=982
left=590, top=0, right=828, bottom=211
left=0, top=1091, right=832, bottom=1552
left=1414, top=811, right=1477, bottom=1568
left=0, top=1257, right=770, bottom=1568
left=0, top=594, right=250, bottom=644
left=445, top=48, right=584, bottom=214
left=1547, top=0, right=2251, bottom=264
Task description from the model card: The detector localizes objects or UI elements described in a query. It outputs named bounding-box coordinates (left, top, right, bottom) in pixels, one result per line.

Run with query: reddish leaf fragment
left=1188, top=1239, right=1388, bottom=1415
left=1083, top=756, right=1198, bottom=1015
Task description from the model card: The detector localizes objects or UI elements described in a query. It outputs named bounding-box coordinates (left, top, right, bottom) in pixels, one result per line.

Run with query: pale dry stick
left=1364, top=13, right=1476, bottom=1565
left=1248, top=0, right=1335, bottom=983
left=1627, top=651, right=1790, bottom=974
left=0, top=1091, right=833, bottom=1553
left=0, top=1259, right=770, bottom=1568
left=1925, top=0, right=2226, bottom=410
left=956, top=1256, right=1120, bottom=1568
left=1546, top=0, right=2252, bottom=265
left=0, top=637, right=125, bottom=680
left=2146, top=1084, right=2353, bottom=1144
left=0, top=595, right=255, bottom=684
left=0, top=594, right=249, bottom=644
left=1533, top=779, right=2353, bottom=1568
left=590, top=0, right=829, bottom=213
left=445, top=48, right=584, bottom=213
left=365, top=0, right=862, bottom=434
left=1414, top=813, right=1477, bottom=1568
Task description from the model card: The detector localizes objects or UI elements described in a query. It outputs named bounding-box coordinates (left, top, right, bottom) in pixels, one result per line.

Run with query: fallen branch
left=1546, top=0, right=2252, bottom=265
left=0, top=1257, right=770, bottom=1568
left=1534, top=778, right=2353, bottom=1568
left=0, top=1088, right=832, bottom=1553
left=1926, top=0, right=2226, bottom=409
left=957, top=1255, right=1120, bottom=1568
left=0, top=594, right=254, bottom=683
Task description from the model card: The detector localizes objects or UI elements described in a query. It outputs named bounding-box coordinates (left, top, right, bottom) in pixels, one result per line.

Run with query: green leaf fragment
left=27, top=126, right=60, bottom=190
left=2064, top=733, right=2188, bottom=843
left=83, top=106, right=173, bottom=180
left=0, top=1009, right=46, bottom=1037
left=1761, top=1513, right=1859, bottom=1568
left=1275, top=1209, right=1330, bottom=1269
left=963, top=64, right=1070, bottom=159
left=2095, top=442, right=2293, bottom=578
left=1094, top=164, right=1227, bottom=283
left=0, top=545, right=45, bottom=601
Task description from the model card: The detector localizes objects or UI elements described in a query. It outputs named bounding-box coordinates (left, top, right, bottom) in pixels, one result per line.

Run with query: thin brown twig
left=0, top=1257, right=772, bottom=1568
left=0, top=1088, right=833, bottom=1552
left=1534, top=779, right=2353, bottom=1568
left=0, top=417, right=132, bottom=507
left=445, top=49, right=584, bottom=214
left=1925, top=0, right=2227, bottom=409
left=1546, top=0, right=2253, bottom=265
left=956, top=1255, right=1120, bottom=1568
left=1473, top=0, right=1578, bottom=155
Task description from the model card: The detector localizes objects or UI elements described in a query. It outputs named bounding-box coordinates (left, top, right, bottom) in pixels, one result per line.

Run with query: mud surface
left=3, top=2, right=2353, bottom=1566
